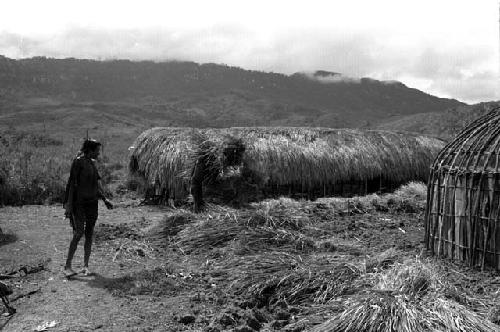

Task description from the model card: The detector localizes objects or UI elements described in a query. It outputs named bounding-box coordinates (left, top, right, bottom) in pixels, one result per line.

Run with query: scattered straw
left=365, top=248, right=401, bottom=273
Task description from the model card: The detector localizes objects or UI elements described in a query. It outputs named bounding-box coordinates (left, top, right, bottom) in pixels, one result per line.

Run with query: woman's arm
left=63, top=159, right=80, bottom=216
left=97, top=180, right=113, bottom=209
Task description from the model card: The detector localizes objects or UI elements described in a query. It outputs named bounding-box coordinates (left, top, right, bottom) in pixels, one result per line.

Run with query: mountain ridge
left=374, top=101, right=500, bottom=140
left=0, top=55, right=464, bottom=129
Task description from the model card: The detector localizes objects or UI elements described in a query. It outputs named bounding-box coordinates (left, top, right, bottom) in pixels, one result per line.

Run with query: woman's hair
left=81, top=139, right=102, bottom=154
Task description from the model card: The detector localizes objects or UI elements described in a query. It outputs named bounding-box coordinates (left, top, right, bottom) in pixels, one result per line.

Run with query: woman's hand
left=103, top=199, right=114, bottom=210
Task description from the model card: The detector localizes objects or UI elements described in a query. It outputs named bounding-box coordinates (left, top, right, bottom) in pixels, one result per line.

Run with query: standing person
left=63, top=139, right=113, bottom=277
left=190, top=158, right=205, bottom=213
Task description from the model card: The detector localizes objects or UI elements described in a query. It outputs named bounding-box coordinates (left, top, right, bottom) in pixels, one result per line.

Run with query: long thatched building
left=425, top=107, right=500, bottom=270
left=129, top=127, right=444, bottom=205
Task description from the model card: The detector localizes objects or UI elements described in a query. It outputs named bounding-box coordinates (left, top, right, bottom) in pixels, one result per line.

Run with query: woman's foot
left=64, top=267, right=77, bottom=277
left=81, top=267, right=93, bottom=276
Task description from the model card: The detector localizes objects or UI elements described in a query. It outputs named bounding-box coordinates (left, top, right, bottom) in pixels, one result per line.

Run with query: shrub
left=394, top=181, right=426, bottom=200
left=0, top=130, right=119, bottom=205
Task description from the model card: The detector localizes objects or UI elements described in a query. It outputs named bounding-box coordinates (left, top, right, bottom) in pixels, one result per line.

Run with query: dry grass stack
left=425, top=107, right=500, bottom=270
left=174, top=205, right=316, bottom=254
left=129, top=127, right=198, bottom=203
left=213, top=251, right=362, bottom=306
left=311, top=260, right=500, bottom=332
left=129, top=127, right=444, bottom=204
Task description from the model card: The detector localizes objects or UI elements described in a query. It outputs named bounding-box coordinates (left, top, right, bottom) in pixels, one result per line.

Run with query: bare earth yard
left=1, top=196, right=500, bottom=332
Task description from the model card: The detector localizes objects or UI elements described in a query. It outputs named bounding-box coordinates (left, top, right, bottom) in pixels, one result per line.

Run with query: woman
left=63, top=139, right=113, bottom=277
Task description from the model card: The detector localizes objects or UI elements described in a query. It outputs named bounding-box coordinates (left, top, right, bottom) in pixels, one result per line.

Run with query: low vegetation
left=0, top=129, right=126, bottom=205
left=0, top=130, right=70, bottom=205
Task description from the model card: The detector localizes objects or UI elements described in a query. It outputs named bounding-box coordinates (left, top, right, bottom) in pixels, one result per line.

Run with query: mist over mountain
left=0, top=55, right=463, bottom=129
left=375, top=101, right=500, bottom=140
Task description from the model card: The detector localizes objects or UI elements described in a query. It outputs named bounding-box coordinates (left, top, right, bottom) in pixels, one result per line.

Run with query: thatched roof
left=224, top=127, right=443, bottom=189
left=128, top=127, right=198, bottom=199
left=129, top=127, right=444, bottom=202
left=431, top=107, right=500, bottom=173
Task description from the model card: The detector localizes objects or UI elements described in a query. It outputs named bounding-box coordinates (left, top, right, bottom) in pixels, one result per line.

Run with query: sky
left=0, top=0, right=498, bottom=104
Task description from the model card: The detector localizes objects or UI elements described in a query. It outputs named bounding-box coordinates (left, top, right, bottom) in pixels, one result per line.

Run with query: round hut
left=130, top=127, right=444, bottom=208
left=425, top=108, right=500, bottom=270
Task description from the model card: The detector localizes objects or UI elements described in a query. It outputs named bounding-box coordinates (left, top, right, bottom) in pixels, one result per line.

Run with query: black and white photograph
left=1, top=0, right=500, bottom=331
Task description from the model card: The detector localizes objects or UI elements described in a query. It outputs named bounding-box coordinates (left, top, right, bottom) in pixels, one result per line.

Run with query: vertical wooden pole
left=466, top=172, right=474, bottom=265
left=493, top=182, right=500, bottom=270
left=450, top=173, right=456, bottom=260
left=431, top=172, right=442, bottom=255
left=454, top=177, right=465, bottom=261
left=424, top=169, right=436, bottom=249
left=438, top=173, right=450, bottom=257
left=481, top=175, right=494, bottom=270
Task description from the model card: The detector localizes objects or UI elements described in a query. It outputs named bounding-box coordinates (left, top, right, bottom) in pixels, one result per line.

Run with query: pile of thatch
left=212, top=251, right=362, bottom=306
left=129, top=127, right=444, bottom=203
left=312, top=294, right=500, bottom=332
left=174, top=206, right=316, bottom=254
left=310, top=260, right=500, bottom=332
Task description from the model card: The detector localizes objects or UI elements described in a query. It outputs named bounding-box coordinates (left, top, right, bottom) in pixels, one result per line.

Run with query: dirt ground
left=1, top=199, right=499, bottom=332
left=0, top=201, right=181, bottom=332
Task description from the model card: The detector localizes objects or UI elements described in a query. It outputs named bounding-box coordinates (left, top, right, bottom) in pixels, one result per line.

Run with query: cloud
left=372, top=45, right=499, bottom=103
left=0, top=24, right=497, bottom=103
left=299, top=71, right=362, bottom=83
left=429, top=71, right=499, bottom=103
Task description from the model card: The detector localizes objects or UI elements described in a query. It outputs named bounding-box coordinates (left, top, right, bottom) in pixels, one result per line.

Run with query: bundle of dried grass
left=246, top=198, right=311, bottom=230
left=173, top=204, right=317, bottom=253
left=374, top=259, right=438, bottom=297
left=175, top=217, right=315, bottom=254
left=238, top=227, right=316, bottom=252
left=311, top=259, right=500, bottom=332
left=311, top=294, right=500, bottom=332
left=425, top=298, right=500, bottom=332
left=311, top=293, right=423, bottom=332
left=261, top=262, right=360, bottom=305
left=175, top=217, right=242, bottom=252
left=215, top=252, right=361, bottom=306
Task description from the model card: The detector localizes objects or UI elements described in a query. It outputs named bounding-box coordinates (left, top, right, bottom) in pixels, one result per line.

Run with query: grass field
left=0, top=123, right=138, bottom=205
